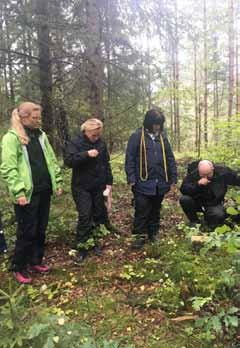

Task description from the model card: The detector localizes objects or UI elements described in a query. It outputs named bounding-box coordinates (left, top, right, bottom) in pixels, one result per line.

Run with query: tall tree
left=203, top=0, right=208, bottom=147
left=228, top=0, right=234, bottom=121
left=35, top=0, right=54, bottom=141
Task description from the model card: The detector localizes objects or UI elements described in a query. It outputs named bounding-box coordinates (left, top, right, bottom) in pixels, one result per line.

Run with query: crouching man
left=180, top=160, right=240, bottom=230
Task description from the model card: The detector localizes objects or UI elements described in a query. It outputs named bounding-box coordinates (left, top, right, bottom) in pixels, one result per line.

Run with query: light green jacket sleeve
left=0, top=133, right=26, bottom=200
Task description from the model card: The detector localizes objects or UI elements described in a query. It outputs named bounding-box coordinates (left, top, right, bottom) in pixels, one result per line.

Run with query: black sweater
left=25, top=128, right=52, bottom=194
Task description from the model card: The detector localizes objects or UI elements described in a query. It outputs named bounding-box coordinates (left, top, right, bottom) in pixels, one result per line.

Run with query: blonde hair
left=81, top=118, right=103, bottom=132
left=10, top=102, right=41, bottom=145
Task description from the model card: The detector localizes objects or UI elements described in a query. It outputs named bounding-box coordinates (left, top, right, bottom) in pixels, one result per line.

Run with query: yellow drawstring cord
left=160, top=134, right=169, bottom=182
left=140, top=128, right=169, bottom=182
left=140, top=127, right=148, bottom=181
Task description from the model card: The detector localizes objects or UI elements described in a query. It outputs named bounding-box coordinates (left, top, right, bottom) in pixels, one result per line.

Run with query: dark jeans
left=0, top=212, right=7, bottom=253
left=72, top=188, right=109, bottom=244
left=180, top=195, right=226, bottom=229
left=133, top=190, right=164, bottom=238
left=11, top=190, right=51, bottom=271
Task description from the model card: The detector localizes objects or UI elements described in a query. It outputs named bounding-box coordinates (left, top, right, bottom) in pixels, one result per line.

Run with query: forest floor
left=0, top=156, right=240, bottom=348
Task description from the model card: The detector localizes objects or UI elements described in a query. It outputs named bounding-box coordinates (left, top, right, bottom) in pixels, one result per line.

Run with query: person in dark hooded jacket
left=64, top=118, right=114, bottom=261
left=180, top=159, right=240, bottom=230
left=125, top=109, right=177, bottom=249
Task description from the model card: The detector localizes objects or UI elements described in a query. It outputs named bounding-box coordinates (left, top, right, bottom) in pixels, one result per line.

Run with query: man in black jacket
left=125, top=109, right=177, bottom=249
left=180, top=160, right=240, bottom=229
left=64, top=118, right=113, bottom=261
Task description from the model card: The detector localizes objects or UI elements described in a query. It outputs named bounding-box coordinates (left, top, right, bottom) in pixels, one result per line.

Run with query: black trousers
left=180, top=195, right=226, bottom=229
left=0, top=212, right=7, bottom=253
left=133, top=190, right=164, bottom=237
left=72, top=188, right=109, bottom=244
left=11, top=190, right=51, bottom=271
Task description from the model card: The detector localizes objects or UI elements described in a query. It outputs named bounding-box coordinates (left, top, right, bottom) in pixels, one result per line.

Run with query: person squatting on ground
left=64, top=118, right=114, bottom=262
left=180, top=160, right=240, bottom=230
left=0, top=102, right=63, bottom=284
left=125, top=109, right=178, bottom=249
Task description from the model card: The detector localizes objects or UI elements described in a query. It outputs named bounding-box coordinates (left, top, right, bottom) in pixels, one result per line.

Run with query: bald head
left=198, top=160, right=214, bottom=179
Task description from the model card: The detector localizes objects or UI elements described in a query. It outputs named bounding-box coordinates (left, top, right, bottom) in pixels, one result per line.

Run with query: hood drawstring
left=140, top=127, right=168, bottom=182
left=160, top=133, right=169, bottom=182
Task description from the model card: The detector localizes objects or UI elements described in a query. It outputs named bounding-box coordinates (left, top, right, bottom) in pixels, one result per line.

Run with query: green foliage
left=195, top=306, right=239, bottom=341
left=0, top=281, right=133, bottom=348
left=77, top=225, right=110, bottom=250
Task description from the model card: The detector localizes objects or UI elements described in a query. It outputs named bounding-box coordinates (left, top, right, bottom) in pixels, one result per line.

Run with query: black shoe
left=148, top=233, right=160, bottom=243
left=131, top=237, right=145, bottom=250
left=93, top=245, right=102, bottom=256
left=76, top=250, right=88, bottom=263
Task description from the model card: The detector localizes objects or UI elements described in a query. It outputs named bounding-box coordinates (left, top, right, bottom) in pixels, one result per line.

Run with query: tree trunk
left=84, top=0, right=104, bottom=119
left=174, top=0, right=180, bottom=152
left=228, top=0, right=234, bottom=121
left=203, top=0, right=208, bottom=147
left=236, top=36, right=240, bottom=115
left=52, top=0, right=70, bottom=153
left=35, top=0, right=54, bottom=143
left=5, top=8, right=15, bottom=102
left=194, top=42, right=199, bottom=152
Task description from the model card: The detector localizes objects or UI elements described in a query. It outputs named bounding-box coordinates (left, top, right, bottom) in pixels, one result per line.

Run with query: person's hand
left=88, top=149, right=99, bottom=157
left=198, top=178, right=210, bottom=186
left=56, top=188, right=63, bottom=196
left=17, top=196, right=28, bottom=206
left=106, top=185, right=112, bottom=192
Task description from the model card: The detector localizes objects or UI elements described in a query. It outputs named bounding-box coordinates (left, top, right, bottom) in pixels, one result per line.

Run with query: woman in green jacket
left=0, top=102, right=63, bottom=284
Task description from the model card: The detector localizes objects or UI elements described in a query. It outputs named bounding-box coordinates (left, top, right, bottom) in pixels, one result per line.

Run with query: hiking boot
left=131, top=236, right=145, bottom=250
left=14, top=271, right=32, bottom=284
left=76, top=249, right=88, bottom=263
left=148, top=232, right=160, bottom=243
left=29, top=264, right=50, bottom=273
left=92, top=245, right=102, bottom=256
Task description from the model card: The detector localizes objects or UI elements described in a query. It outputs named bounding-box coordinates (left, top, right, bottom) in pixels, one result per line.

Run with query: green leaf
left=210, top=316, right=222, bottom=333
left=43, top=336, right=55, bottom=348
left=227, top=306, right=239, bottom=314
left=215, top=225, right=231, bottom=234
left=235, top=196, right=240, bottom=204
left=27, top=323, right=49, bottom=339
left=226, top=207, right=239, bottom=216
left=226, top=315, right=238, bottom=328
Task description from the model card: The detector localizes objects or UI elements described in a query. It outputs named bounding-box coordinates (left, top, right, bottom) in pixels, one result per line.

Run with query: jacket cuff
left=15, top=190, right=26, bottom=199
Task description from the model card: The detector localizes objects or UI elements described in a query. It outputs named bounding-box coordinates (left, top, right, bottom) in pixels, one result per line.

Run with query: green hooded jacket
left=0, top=129, right=63, bottom=203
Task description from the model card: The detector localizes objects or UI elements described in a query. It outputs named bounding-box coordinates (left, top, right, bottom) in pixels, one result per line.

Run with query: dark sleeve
left=165, top=138, right=178, bottom=184
left=104, top=143, right=113, bottom=185
left=180, top=175, right=201, bottom=196
left=0, top=212, right=2, bottom=231
left=125, top=133, right=138, bottom=184
left=64, top=140, right=90, bottom=169
left=224, top=167, right=240, bottom=186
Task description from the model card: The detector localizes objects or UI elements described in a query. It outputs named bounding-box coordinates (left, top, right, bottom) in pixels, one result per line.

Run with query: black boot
left=131, top=235, right=145, bottom=250
left=148, top=232, right=160, bottom=243
left=92, top=245, right=102, bottom=256
left=76, top=249, right=88, bottom=263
